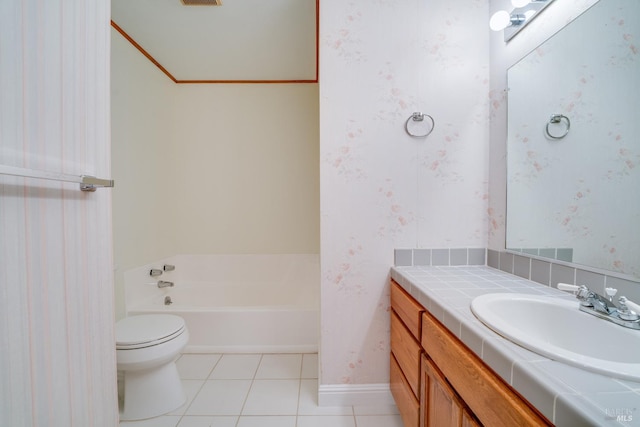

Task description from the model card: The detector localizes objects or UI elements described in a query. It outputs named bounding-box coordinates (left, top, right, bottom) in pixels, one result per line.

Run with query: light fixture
left=490, top=0, right=555, bottom=42
left=489, top=11, right=525, bottom=32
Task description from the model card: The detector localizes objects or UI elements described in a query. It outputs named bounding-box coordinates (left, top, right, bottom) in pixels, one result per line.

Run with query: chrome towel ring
left=545, top=114, right=570, bottom=139
left=405, top=112, right=435, bottom=138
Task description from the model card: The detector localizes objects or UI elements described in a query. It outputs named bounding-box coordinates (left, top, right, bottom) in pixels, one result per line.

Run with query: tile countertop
left=390, top=265, right=640, bottom=427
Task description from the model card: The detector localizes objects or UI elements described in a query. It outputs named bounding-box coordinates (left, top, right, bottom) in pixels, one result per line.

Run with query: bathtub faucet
left=157, top=280, right=174, bottom=289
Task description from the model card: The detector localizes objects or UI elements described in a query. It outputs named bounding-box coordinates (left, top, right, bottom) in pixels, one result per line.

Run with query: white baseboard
left=318, top=383, right=395, bottom=407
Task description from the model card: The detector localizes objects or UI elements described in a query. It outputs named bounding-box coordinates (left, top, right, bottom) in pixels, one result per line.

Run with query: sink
left=471, top=293, right=640, bottom=381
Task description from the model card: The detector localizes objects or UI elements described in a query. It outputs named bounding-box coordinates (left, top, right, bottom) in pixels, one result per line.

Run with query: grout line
left=236, top=353, right=263, bottom=423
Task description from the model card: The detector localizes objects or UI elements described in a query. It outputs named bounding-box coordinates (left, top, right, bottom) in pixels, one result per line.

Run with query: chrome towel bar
left=0, top=164, right=114, bottom=192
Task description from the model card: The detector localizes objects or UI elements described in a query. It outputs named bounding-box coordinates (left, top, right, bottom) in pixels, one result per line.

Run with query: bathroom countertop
left=390, top=265, right=640, bottom=427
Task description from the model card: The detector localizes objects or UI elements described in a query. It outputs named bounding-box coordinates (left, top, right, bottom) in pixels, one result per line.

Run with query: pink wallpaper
left=319, top=0, right=489, bottom=386
left=0, top=1, right=118, bottom=425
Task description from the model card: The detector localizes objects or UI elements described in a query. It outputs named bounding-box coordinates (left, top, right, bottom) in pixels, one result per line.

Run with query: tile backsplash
left=488, top=249, right=640, bottom=304
left=394, top=247, right=640, bottom=303
left=394, top=248, right=486, bottom=267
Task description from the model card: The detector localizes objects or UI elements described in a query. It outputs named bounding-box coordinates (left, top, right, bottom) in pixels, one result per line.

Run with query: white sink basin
left=471, top=293, right=640, bottom=381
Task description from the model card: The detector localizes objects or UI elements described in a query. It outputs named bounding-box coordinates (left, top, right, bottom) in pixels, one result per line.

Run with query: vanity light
left=489, top=10, right=524, bottom=31
left=490, top=0, right=555, bottom=42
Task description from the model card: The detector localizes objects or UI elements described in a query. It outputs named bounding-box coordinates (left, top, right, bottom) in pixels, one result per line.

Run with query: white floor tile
left=254, top=354, right=302, bottom=379
left=236, top=415, right=296, bottom=427
left=209, top=354, right=261, bottom=380
left=119, top=415, right=181, bottom=427
left=186, top=379, right=252, bottom=416
left=167, top=380, right=205, bottom=416
left=242, top=379, right=300, bottom=415
left=353, top=404, right=400, bottom=415
left=176, top=354, right=222, bottom=379
left=298, top=379, right=353, bottom=416
left=296, top=415, right=357, bottom=427
left=301, top=354, right=318, bottom=379
left=177, top=415, right=238, bottom=427
left=355, top=414, right=404, bottom=427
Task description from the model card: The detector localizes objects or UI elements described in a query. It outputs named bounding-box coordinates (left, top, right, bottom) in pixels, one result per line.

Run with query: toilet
left=116, top=314, right=189, bottom=421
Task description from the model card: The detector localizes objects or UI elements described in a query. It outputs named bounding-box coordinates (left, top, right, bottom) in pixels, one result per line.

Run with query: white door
left=0, top=1, right=119, bottom=425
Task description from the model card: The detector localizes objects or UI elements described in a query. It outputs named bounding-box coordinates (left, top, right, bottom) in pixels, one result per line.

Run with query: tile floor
left=119, top=353, right=403, bottom=427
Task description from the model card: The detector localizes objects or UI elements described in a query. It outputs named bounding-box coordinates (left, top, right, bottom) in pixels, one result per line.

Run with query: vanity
left=390, top=265, right=640, bottom=427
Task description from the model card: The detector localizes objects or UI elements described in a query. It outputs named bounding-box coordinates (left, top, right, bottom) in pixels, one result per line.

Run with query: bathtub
left=124, top=254, right=319, bottom=353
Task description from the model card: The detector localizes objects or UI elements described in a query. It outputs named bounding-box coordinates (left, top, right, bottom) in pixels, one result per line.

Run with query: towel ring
left=545, top=114, right=570, bottom=140
left=405, top=112, right=435, bottom=138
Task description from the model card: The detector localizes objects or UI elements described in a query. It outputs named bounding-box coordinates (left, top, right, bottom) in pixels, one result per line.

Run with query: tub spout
left=157, top=280, right=174, bottom=288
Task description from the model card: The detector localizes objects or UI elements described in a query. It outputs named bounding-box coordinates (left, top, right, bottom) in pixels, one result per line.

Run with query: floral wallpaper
left=319, top=0, right=489, bottom=386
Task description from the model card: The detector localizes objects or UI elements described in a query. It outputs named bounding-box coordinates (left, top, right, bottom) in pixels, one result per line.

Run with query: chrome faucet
left=559, top=283, right=640, bottom=330
left=575, top=285, right=618, bottom=315
left=157, top=280, right=174, bottom=289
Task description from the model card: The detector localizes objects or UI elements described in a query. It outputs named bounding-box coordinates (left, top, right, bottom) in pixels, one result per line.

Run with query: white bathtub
left=124, top=254, right=319, bottom=353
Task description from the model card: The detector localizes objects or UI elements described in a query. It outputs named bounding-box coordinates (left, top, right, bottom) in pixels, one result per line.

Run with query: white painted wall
left=170, top=84, right=320, bottom=255
left=0, top=1, right=118, bottom=424
left=111, top=30, right=320, bottom=319
left=111, top=29, right=178, bottom=320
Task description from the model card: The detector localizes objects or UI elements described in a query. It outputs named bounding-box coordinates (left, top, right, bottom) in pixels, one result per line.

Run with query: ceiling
left=111, top=0, right=317, bottom=82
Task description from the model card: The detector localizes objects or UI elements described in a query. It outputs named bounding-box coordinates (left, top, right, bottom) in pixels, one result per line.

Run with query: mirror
left=506, top=0, right=640, bottom=280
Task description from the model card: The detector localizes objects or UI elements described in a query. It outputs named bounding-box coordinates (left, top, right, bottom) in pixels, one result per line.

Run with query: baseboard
left=318, top=383, right=395, bottom=407
left=184, top=344, right=318, bottom=354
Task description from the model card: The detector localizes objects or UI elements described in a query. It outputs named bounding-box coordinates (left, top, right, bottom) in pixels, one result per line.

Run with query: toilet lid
left=116, top=314, right=185, bottom=349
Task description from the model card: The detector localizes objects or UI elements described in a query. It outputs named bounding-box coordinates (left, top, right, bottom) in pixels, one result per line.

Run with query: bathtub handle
left=163, top=264, right=175, bottom=272
left=157, top=281, right=174, bottom=288
left=150, top=269, right=163, bottom=277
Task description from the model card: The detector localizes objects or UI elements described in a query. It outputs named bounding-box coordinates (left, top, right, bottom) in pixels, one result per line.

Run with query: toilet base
left=119, top=361, right=186, bottom=421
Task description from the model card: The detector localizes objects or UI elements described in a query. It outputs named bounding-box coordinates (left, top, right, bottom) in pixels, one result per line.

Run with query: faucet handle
left=618, top=296, right=640, bottom=321
left=557, top=283, right=580, bottom=293
left=558, top=283, right=589, bottom=295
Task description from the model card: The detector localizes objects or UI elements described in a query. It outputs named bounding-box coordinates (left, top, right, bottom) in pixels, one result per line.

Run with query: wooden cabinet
left=390, top=281, right=424, bottom=427
left=390, top=279, right=551, bottom=427
left=391, top=353, right=420, bottom=427
left=421, top=354, right=463, bottom=427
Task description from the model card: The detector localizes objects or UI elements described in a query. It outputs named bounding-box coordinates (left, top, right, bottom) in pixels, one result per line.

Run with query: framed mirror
left=506, top=0, right=640, bottom=279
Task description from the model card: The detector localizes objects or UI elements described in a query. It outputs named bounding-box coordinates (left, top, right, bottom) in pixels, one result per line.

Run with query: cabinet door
left=421, top=354, right=463, bottom=427
left=462, top=409, right=482, bottom=427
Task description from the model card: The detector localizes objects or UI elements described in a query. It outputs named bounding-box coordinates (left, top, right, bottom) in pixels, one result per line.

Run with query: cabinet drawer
left=391, top=311, right=421, bottom=399
left=391, top=280, right=424, bottom=339
left=421, top=312, right=551, bottom=427
left=390, top=353, right=419, bottom=427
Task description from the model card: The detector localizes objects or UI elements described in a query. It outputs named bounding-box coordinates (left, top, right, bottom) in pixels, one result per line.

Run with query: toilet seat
left=116, top=314, right=186, bottom=350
